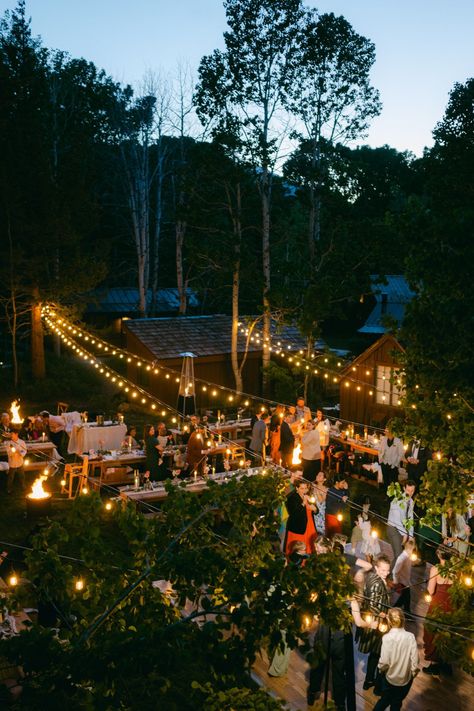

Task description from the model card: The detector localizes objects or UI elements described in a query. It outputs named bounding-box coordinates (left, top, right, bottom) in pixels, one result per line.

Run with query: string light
left=75, top=578, right=85, bottom=591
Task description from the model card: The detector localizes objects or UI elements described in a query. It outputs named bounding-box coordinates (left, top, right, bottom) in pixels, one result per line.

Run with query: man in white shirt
left=378, top=428, right=404, bottom=491
left=315, top=409, right=330, bottom=469
left=373, top=608, right=419, bottom=711
left=7, top=430, right=27, bottom=493
left=392, top=539, right=416, bottom=612
left=386, top=480, right=416, bottom=567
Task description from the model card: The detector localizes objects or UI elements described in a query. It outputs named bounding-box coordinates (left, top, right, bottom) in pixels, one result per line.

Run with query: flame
left=292, top=444, right=302, bottom=465
left=28, top=475, right=51, bottom=500
left=10, top=399, right=22, bottom=425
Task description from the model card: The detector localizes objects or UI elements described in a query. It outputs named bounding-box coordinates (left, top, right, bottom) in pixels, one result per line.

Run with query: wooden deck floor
left=253, top=562, right=474, bottom=710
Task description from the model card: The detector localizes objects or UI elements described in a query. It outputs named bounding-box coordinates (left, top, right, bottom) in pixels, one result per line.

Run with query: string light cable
left=42, top=306, right=401, bottom=409
left=42, top=309, right=390, bottom=436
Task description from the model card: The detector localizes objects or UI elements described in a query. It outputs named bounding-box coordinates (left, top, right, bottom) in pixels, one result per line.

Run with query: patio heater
left=177, top=352, right=196, bottom=418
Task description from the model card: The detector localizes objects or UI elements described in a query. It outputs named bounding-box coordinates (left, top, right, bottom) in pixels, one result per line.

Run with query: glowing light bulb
left=8, top=574, right=18, bottom=587
left=337, top=513, right=343, bottom=522
left=105, top=502, right=112, bottom=511
left=75, top=578, right=84, bottom=591
left=424, top=593, right=432, bottom=603
left=370, top=529, right=378, bottom=539
left=82, top=487, right=89, bottom=495
left=464, top=576, right=473, bottom=587
left=364, top=613, right=373, bottom=624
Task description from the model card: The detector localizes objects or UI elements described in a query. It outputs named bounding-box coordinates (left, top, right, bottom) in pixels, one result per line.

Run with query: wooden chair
left=64, top=456, right=89, bottom=498
left=57, top=402, right=69, bottom=415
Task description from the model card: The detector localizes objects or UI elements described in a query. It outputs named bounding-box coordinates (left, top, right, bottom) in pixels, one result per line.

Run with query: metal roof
left=124, top=315, right=321, bottom=361
left=85, top=287, right=199, bottom=314
left=359, top=275, right=414, bottom=334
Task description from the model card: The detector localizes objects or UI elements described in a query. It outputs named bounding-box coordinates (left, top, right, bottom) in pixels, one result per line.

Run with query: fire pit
left=26, top=476, right=52, bottom=519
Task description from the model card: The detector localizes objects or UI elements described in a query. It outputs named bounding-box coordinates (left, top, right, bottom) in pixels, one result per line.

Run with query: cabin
left=359, top=275, right=414, bottom=335
left=122, top=315, right=312, bottom=407
left=84, top=287, right=200, bottom=332
left=339, top=333, right=404, bottom=427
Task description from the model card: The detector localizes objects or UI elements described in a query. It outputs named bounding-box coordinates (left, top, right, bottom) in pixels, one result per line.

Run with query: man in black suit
left=404, top=440, right=431, bottom=484
left=279, top=412, right=295, bottom=469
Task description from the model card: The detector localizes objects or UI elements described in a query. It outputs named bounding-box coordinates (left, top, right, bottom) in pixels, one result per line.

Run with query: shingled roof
left=124, top=315, right=320, bottom=360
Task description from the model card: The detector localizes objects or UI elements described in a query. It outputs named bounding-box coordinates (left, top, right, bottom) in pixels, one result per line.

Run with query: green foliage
left=0, top=472, right=354, bottom=707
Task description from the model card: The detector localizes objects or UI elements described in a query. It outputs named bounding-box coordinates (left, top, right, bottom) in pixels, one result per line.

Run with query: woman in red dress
left=284, top=480, right=317, bottom=556
left=423, top=546, right=454, bottom=676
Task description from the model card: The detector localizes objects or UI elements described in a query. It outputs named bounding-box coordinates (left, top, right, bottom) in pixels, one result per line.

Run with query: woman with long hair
left=423, top=546, right=454, bottom=676
left=284, top=479, right=318, bottom=556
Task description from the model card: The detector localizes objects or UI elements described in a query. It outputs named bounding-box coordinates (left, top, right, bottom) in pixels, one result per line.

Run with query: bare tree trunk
left=261, top=167, right=271, bottom=388
left=176, top=219, right=187, bottom=314
left=304, top=335, right=313, bottom=403
left=31, top=287, right=45, bottom=379
left=230, top=183, right=243, bottom=393
left=151, top=150, right=165, bottom=315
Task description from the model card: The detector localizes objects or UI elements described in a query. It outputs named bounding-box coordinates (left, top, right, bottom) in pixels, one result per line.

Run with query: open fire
left=10, top=399, right=22, bottom=425
left=292, top=443, right=302, bottom=466
left=27, top=475, right=51, bottom=500
left=26, top=475, right=52, bottom=519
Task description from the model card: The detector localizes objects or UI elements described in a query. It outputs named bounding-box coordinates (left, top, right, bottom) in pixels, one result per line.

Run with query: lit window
left=375, top=366, right=403, bottom=406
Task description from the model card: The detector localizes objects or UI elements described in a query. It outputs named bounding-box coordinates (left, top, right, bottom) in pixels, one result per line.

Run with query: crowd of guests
left=266, top=397, right=473, bottom=709
left=278, top=466, right=470, bottom=709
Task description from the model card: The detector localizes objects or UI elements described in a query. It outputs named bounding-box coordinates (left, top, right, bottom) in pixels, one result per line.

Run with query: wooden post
left=31, top=293, right=45, bottom=379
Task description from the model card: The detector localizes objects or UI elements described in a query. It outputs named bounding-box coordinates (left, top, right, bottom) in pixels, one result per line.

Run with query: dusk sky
left=2, top=0, right=473, bottom=155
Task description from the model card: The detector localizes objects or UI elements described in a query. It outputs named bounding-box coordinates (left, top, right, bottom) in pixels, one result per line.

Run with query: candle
left=194, top=470, right=198, bottom=481
left=42, top=432, right=46, bottom=442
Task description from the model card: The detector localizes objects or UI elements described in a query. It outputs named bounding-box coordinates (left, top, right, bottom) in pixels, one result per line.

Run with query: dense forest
left=0, top=2, right=432, bottom=380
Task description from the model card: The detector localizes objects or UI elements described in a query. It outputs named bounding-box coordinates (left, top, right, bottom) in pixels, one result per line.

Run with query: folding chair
left=64, top=456, right=89, bottom=498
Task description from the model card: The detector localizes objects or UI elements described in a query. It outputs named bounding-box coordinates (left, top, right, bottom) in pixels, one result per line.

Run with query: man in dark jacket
left=279, top=412, right=295, bottom=469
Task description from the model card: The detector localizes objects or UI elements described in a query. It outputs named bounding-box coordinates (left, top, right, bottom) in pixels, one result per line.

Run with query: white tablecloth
left=68, top=423, right=127, bottom=455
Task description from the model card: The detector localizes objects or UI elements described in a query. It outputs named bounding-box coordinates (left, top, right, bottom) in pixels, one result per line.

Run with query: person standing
left=313, top=470, right=328, bottom=535
left=386, top=481, right=415, bottom=567
left=392, top=539, right=416, bottom=613
left=373, top=608, right=419, bottom=711
left=315, top=409, right=330, bottom=469
left=186, top=425, right=207, bottom=478
left=249, top=413, right=269, bottom=467
left=441, top=508, right=470, bottom=557
left=284, top=479, right=317, bottom=555
left=325, top=473, right=349, bottom=538
left=295, top=396, right=312, bottom=426
left=357, top=554, right=391, bottom=690
left=40, top=411, right=66, bottom=450
left=269, top=406, right=283, bottom=463
left=7, top=430, right=27, bottom=494
left=300, top=419, right=321, bottom=482
left=404, top=439, right=431, bottom=485
left=423, top=547, right=454, bottom=676
left=378, top=428, right=404, bottom=491
left=279, top=412, right=295, bottom=469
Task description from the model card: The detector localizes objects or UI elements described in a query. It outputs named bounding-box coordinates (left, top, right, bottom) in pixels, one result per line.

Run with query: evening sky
left=1, top=0, right=473, bottom=155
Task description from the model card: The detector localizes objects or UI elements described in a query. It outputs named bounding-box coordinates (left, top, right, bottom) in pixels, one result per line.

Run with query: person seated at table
left=19, top=417, right=34, bottom=441
left=144, top=424, right=170, bottom=481
left=31, top=416, right=45, bottom=441
left=0, top=412, right=12, bottom=440
left=122, top=426, right=139, bottom=449
left=156, top=421, right=173, bottom=448
left=173, top=446, right=187, bottom=477
left=186, top=424, right=207, bottom=478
